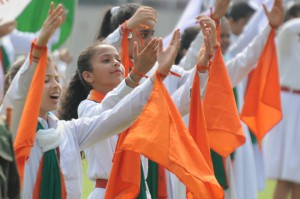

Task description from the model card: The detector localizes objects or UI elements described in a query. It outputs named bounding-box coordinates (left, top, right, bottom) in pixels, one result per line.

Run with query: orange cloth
left=241, top=29, right=282, bottom=143
left=118, top=72, right=223, bottom=199
left=157, top=165, right=168, bottom=199
left=189, top=69, right=213, bottom=170
left=13, top=42, right=48, bottom=185
left=120, top=22, right=133, bottom=77
left=186, top=67, right=220, bottom=198
left=104, top=131, right=141, bottom=199
left=87, top=89, right=105, bottom=102
left=203, top=46, right=245, bottom=157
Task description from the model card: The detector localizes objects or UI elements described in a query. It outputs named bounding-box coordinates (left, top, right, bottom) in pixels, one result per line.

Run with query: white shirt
left=276, top=18, right=300, bottom=89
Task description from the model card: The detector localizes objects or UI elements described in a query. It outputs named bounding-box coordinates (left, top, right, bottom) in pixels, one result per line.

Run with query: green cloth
left=37, top=123, right=63, bottom=198
left=16, top=0, right=75, bottom=50
left=211, top=150, right=228, bottom=190
left=146, top=160, right=158, bottom=198
left=137, top=162, right=147, bottom=199
left=0, top=46, right=10, bottom=73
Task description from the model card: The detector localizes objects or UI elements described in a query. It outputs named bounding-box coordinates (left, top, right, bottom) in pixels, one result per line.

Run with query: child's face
left=128, top=25, right=155, bottom=58
left=88, top=44, right=125, bottom=90
left=40, top=62, right=62, bottom=115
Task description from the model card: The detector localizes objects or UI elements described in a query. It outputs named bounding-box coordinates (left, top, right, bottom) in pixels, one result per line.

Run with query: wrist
left=129, top=71, right=142, bottom=83
left=125, top=73, right=139, bottom=88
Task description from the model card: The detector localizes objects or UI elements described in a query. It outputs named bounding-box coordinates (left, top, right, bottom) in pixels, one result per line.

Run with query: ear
left=82, top=71, right=94, bottom=84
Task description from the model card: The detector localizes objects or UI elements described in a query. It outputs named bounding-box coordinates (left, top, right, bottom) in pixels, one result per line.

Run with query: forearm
left=226, top=25, right=272, bottom=88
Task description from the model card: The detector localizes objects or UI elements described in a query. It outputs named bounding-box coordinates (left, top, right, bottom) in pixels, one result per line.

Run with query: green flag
left=16, top=0, right=75, bottom=50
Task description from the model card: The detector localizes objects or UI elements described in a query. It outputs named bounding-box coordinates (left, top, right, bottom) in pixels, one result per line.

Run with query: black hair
left=96, top=3, right=140, bottom=40
left=227, top=2, right=255, bottom=21
left=175, top=26, right=200, bottom=65
left=285, top=3, right=300, bottom=22
left=58, top=41, right=104, bottom=120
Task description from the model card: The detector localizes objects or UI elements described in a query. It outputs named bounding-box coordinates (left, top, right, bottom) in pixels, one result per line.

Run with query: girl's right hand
left=126, top=6, right=157, bottom=30
left=36, top=2, right=65, bottom=47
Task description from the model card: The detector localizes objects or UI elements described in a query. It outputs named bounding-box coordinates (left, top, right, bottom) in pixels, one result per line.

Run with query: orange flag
left=203, top=46, right=245, bottom=157
left=186, top=68, right=217, bottom=198
left=119, top=72, right=223, bottom=199
left=240, top=29, right=282, bottom=143
left=189, top=69, right=213, bottom=170
left=104, top=130, right=141, bottom=199
left=13, top=42, right=48, bottom=185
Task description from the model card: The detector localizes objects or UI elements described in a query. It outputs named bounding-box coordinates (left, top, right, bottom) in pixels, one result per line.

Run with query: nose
left=114, top=58, right=121, bottom=67
left=51, top=78, right=62, bottom=91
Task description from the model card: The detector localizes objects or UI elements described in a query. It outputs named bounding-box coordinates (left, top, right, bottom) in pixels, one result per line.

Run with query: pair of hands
left=128, top=29, right=180, bottom=84
left=126, top=6, right=179, bottom=83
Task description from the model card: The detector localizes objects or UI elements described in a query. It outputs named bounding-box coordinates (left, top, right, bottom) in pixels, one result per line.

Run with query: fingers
left=262, top=3, right=269, bottom=17
left=169, top=29, right=180, bottom=46
left=48, top=2, right=54, bottom=15
left=173, top=30, right=181, bottom=50
left=157, top=38, right=163, bottom=55
left=141, top=38, right=158, bottom=55
left=133, top=42, right=139, bottom=58
left=48, top=4, right=65, bottom=26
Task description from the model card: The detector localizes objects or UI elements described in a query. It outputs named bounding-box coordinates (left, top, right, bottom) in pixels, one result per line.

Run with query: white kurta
left=0, top=55, right=155, bottom=199
left=264, top=18, right=300, bottom=183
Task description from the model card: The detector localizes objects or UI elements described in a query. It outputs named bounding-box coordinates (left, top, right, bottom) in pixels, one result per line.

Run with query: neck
left=92, top=85, right=116, bottom=96
left=39, top=111, right=48, bottom=120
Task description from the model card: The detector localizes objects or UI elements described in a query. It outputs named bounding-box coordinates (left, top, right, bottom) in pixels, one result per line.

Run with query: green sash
left=211, top=150, right=228, bottom=190
left=37, top=122, right=64, bottom=198
left=137, top=162, right=147, bottom=199
left=0, top=46, right=10, bottom=74
left=146, top=160, right=158, bottom=198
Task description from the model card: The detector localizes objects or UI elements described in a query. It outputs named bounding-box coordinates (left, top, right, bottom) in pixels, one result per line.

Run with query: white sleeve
left=104, top=27, right=122, bottom=49
left=78, top=79, right=134, bottom=117
left=0, top=56, right=37, bottom=139
left=9, top=29, right=60, bottom=54
left=171, top=67, right=208, bottom=116
left=276, top=18, right=300, bottom=54
left=226, top=25, right=272, bottom=88
left=72, top=78, right=154, bottom=150
left=178, top=32, right=204, bottom=70
left=226, top=8, right=268, bottom=58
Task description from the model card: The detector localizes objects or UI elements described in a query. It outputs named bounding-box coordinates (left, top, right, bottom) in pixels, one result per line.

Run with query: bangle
left=33, top=44, right=46, bottom=51
left=127, top=74, right=139, bottom=86
left=32, top=55, right=40, bottom=60
left=157, top=70, right=167, bottom=78
left=132, top=67, right=148, bottom=78
left=196, top=64, right=209, bottom=72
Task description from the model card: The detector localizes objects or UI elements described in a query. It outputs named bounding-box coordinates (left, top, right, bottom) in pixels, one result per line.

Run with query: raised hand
left=133, top=38, right=158, bottom=75
left=196, top=15, right=217, bottom=47
left=36, top=2, right=65, bottom=47
left=197, top=29, right=212, bottom=68
left=263, top=0, right=284, bottom=29
left=0, top=21, right=17, bottom=37
left=126, top=6, right=157, bottom=30
left=213, top=0, right=230, bottom=20
left=157, top=29, right=180, bottom=76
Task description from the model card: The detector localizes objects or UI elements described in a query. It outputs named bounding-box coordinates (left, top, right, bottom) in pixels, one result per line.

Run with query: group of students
left=0, top=0, right=299, bottom=198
